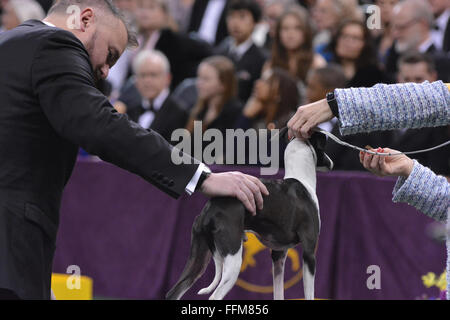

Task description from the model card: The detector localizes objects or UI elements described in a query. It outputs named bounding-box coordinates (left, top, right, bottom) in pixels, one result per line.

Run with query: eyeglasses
left=339, top=33, right=364, bottom=43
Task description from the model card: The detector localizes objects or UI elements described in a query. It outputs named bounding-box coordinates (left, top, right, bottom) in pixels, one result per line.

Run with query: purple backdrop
left=52, top=159, right=447, bottom=299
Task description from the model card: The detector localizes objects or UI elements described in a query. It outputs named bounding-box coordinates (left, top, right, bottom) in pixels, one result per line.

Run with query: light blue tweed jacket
left=334, top=80, right=450, bottom=299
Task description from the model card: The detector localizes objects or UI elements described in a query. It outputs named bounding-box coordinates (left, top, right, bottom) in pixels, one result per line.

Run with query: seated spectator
left=385, top=0, right=450, bottom=81
left=236, top=67, right=299, bottom=131
left=392, top=51, right=450, bottom=176
left=305, top=64, right=394, bottom=171
left=312, top=0, right=363, bottom=60
left=107, top=0, right=212, bottom=98
left=1, top=0, right=45, bottom=31
left=429, top=0, right=450, bottom=52
left=185, top=56, right=242, bottom=135
left=215, top=0, right=267, bottom=104
left=266, top=5, right=326, bottom=104
left=114, top=50, right=188, bottom=143
left=372, top=0, right=399, bottom=66
left=188, top=0, right=229, bottom=46
left=328, top=19, right=389, bottom=87
left=253, top=0, right=294, bottom=53
left=233, top=67, right=300, bottom=168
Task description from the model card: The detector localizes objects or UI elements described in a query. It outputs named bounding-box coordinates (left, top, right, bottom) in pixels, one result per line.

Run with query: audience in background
left=392, top=51, right=450, bottom=176
left=236, top=67, right=299, bottom=130
left=185, top=56, right=242, bottom=135
left=107, top=0, right=212, bottom=99
left=429, top=0, right=450, bottom=52
left=115, top=50, right=187, bottom=143
left=254, top=0, right=294, bottom=53
left=372, top=0, right=398, bottom=66
left=328, top=19, right=388, bottom=87
left=385, top=0, right=450, bottom=81
left=312, top=0, right=363, bottom=60
left=266, top=5, right=326, bottom=104
left=188, top=0, right=229, bottom=46
left=215, top=0, right=266, bottom=103
left=0, top=0, right=44, bottom=31
left=0, top=0, right=446, bottom=172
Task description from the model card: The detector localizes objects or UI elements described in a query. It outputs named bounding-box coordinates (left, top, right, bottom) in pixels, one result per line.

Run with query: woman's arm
left=335, top=81, right=450, bottom=135
left=288, top=81, right=450, bottom=139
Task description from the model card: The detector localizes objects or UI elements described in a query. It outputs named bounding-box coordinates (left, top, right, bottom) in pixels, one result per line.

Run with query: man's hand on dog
left=199, top=172, right=269, bottom=216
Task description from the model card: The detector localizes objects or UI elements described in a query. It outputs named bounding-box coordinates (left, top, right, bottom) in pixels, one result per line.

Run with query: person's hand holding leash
left=360, top=147, right=415, bottom=178
left=199, top=172, right=269, bottom=216
left=287, top=99, right=334, bottom=140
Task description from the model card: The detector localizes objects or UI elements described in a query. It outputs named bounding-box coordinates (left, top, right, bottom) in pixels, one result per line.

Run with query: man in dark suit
left=215, top=0, right=267, bottom=103
left=0, top=0, right=268, bottom=299
left=116, top=50, right=188, bottom=143
left=429, top=0, right=450, bottom=52
left=188, top=0, right=229, bottom=47
left=385, top=0, right=450, bottom=81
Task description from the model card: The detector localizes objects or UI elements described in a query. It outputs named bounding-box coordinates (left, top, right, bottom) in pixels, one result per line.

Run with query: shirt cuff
left=185, top=163, right=210, bottom=195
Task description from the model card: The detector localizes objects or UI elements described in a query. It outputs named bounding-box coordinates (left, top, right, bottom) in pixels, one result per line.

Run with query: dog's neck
left=283, top=139, right=318, bottom=199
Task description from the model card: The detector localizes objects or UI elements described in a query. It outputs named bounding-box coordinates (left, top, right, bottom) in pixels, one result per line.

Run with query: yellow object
left=51, top=273, right=93, bottom=300
left=446, top=83, right=450, bottom=91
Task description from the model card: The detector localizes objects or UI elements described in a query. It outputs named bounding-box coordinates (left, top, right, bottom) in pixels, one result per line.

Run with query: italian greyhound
left=166, top=131, right=333, bottom=300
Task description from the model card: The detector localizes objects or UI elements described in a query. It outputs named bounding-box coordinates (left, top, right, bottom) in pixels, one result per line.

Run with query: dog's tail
left=166, top=215, right=212, bottom=300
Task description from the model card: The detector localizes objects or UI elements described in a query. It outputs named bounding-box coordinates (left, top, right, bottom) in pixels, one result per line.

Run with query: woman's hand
left=287, top=99, right=334, bottom=140
left=359, top=147, right=415, bottom=178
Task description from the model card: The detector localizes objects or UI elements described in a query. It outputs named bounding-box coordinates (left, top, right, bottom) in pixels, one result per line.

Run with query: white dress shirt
left=197, top=0, right=227, bottom=44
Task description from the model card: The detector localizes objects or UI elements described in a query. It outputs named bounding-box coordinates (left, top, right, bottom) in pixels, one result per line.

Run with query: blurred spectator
left=215, top=0, right=267, bottom=103
left=236, top=67, right=299, bottom=130
left=266, top=5, right=326, bottom=104
left=36, top=0, right=53, bottom=13
left=429, top=0, right=450, bottom=52
left=1, top=0, right=45, bottom=31
left=185, top=56, right=242, bottom=135
left=115, top=50, right=188, bottom=143
left=305, top=64, right=394, bottom=171
left=372, top=0, right=399, bottom=65
left=188, top=0, right=229, bottom=46
left=328, top=19, right=388, bottom=87
left=107, top=0, right=212, bottom=99
left=385, top=0, right=450, bottom=81
left=392, top=51, right=450, bottom=176
left=113, top=0, right=138, bottom=29
left=312, top=0, right=363, bottom=60
left=252, top=0, right=294, bottom=53
left=168, top=0, right=195, bottom=33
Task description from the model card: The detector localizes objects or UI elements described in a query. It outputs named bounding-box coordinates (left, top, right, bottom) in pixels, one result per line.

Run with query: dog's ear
left=272, top=127, right=291, bottom=144
left=309, top=131, right=334, bottom=171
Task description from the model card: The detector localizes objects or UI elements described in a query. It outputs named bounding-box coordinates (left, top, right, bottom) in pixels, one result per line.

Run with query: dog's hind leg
left=271, top=250, right=287, bottom=300
left=300, top=236, right=317, bottom=300
left=209, top=243, right=243, bottom=300
left=197, top=251, right=223, bottom=295
left=166, top=217, right=212, bottom=300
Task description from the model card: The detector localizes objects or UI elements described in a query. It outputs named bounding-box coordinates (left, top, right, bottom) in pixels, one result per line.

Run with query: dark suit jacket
left=188, top=0, right=229, bottom=46
left=155, top=28, right=213, bottom=89
left=442, top=15, right=450, bottom=52
left=0, top=20, right=199, bottom=299
left=126, top=95, right=188, bottom=143
left=215, top=38, right=267, bottom=103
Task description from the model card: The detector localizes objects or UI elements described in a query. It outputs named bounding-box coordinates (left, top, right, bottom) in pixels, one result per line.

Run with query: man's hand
left=359, top=147, right=415, bottom=178
left=287, top=99, right=334, bottom=140
left=199, top=172, right=269, bottom=216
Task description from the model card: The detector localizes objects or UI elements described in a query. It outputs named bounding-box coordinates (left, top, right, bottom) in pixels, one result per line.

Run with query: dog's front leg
left=271, top=250, right=287, bottom=300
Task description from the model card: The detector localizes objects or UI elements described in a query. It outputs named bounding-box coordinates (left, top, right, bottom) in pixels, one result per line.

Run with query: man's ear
left=79, top=8, right=95, bottom=32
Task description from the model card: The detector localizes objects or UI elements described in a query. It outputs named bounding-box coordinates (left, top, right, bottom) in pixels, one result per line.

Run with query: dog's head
left=279, top=128, right=334, bottom=172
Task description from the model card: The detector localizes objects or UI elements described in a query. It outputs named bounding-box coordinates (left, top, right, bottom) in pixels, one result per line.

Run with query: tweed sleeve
left=334, top=81, right=450, bottom=135
left=392, top=160, right=449, bottom=222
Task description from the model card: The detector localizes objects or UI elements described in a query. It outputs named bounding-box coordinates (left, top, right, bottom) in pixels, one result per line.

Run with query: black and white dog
left=166, top=131, right=333, bottom=300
